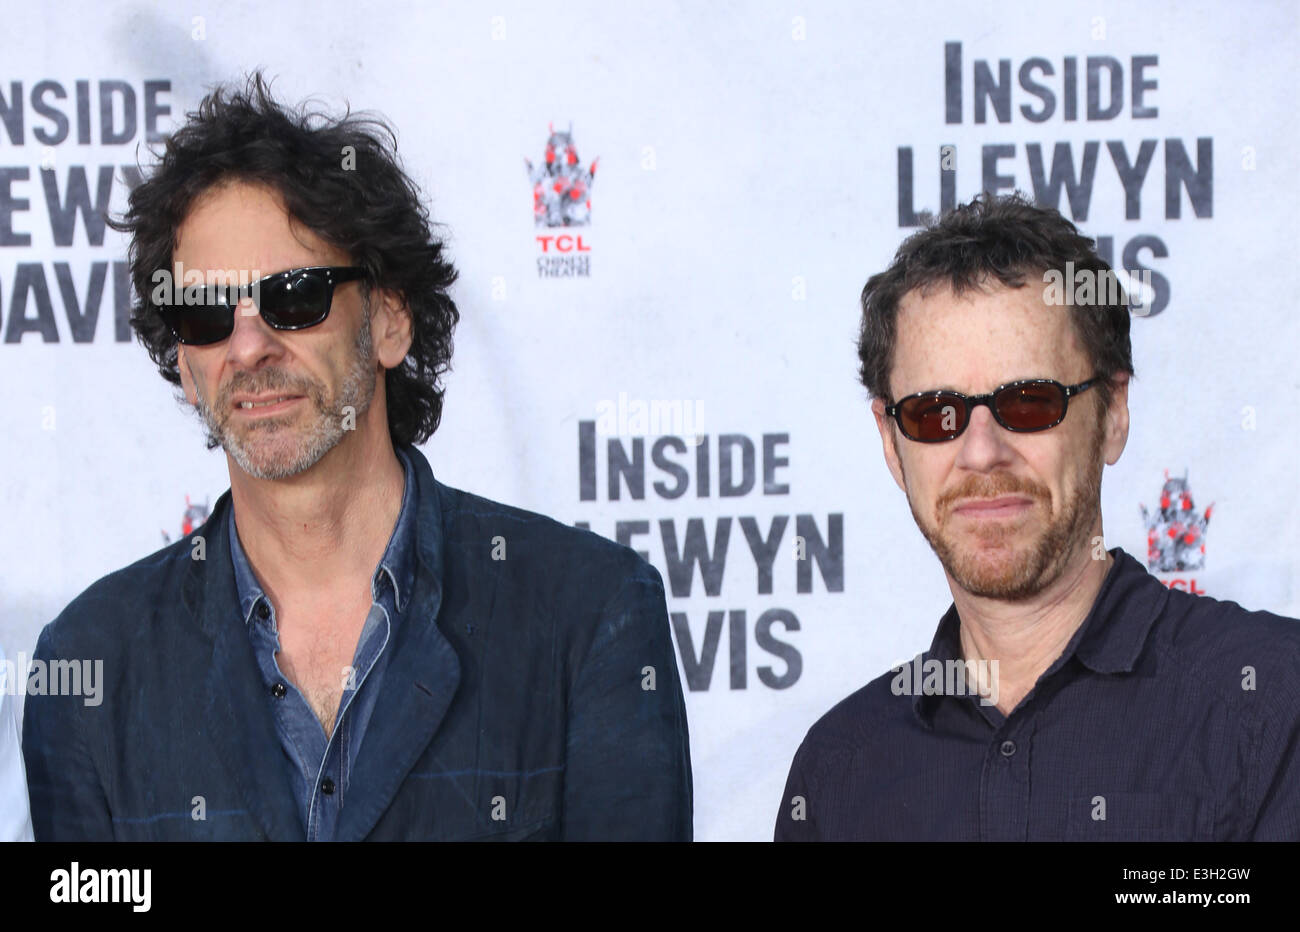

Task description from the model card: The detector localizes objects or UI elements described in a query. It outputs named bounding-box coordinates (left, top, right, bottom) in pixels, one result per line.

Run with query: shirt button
left=1000, top=740, right=1017, bottom=757
left=271, top=682, right=286, bottom=699
left=255, top=602, right=270, bottom=621
left=320, top=777, right=336, bottom=796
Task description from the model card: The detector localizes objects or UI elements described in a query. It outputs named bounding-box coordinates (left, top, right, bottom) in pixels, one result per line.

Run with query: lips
left=953, top=495, right=1033, bottom=517
left=231, top=394, right=303, bottom=412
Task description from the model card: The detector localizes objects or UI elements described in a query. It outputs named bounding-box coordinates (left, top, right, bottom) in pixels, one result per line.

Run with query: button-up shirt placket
left=230, top=446, right=419, bottom=841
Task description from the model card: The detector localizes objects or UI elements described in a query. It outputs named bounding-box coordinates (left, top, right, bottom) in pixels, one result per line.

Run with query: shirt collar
left=374, top=444, right=418, bottom=614
left=228, top=444, right=420, bottom=624
left=228, top=505, right=264, bottom=626
left=1071, top=548, right=1169, bottom=674
left=911, top=547, right=1167, bottom=725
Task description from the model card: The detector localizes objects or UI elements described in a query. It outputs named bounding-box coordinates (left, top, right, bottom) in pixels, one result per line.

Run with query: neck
left=227, top=427, right=405, bottom=607
left=951, top=530, right=1114, bottom=716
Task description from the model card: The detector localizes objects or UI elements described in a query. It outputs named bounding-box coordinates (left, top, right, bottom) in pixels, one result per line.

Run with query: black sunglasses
left=158, top=266, right=367, bottom=346
left=884, top=377, right=1102, bottom=443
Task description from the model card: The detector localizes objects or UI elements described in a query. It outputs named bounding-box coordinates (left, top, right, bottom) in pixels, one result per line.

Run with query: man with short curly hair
left=22, top=73, right=692, bottom=841
left=775, top=193, right=1300, bottom=841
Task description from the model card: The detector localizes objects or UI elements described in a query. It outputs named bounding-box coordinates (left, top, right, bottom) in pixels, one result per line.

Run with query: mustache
left=216, top=372, right=316, bottom=407
left=937, top=474, right=1045, bottom=512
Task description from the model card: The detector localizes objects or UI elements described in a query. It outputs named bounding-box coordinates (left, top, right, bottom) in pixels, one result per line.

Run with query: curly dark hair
left=110, top=70, right=459, bottom=447
left=858, top=192, right=1134, bottom=418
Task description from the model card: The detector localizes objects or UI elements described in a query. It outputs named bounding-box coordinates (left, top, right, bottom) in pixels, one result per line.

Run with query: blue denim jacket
left=23, top=443, right=692, bottom=840
left=230, top=445, right=418, bottom=841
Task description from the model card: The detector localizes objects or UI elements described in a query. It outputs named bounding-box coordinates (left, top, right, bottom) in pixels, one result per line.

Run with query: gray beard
left=190, top=311, right=377, bottom=480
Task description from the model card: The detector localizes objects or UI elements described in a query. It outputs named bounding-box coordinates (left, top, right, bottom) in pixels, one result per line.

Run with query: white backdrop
left=1, top=0, right=1297, bottom=841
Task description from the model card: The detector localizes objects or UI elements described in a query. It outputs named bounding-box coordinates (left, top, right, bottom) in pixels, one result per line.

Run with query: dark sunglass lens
left=260, top=271, right=328, bottom=327
left=900, top=393, right=966, bottom=440
left=996, top=381, right=1066, bottom=429
left=170, top=298, right=234, bottom=345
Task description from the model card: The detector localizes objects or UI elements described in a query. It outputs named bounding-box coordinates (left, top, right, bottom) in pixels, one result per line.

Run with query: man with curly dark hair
left=22, top=73, right=692, bottom=842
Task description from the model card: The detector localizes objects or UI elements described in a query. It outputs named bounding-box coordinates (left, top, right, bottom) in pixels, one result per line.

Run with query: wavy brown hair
left=858, top=192, right=1134, bottom=417
left=111, top=71, right=459, bottom=447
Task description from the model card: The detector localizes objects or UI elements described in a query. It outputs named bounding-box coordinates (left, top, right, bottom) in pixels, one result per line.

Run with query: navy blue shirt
left=229, top=446, right=420, bottom=841
left=776, top=547, right=1300, bottom=841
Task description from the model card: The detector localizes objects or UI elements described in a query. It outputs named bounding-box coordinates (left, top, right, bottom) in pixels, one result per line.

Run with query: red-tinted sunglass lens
left=995, top=381, right=1066, bottom=430
left=899, top=393, right=966, bottom=441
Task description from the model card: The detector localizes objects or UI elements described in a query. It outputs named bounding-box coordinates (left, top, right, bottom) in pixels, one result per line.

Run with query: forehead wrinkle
left=174, top=181, right=347, bottom=285
left=890, top=283, right=1090, bottom=398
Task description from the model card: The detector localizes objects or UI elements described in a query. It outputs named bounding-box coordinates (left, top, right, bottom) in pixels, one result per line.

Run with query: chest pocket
left=1064, top=791, right=1215, bottom=841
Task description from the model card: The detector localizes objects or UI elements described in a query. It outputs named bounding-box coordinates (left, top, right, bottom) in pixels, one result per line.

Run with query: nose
left=223, top=296, right=285, bottom=369
left=953, top=402, right=1015, bottom=472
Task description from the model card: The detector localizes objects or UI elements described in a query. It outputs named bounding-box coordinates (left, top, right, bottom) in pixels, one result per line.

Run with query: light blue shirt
left=0, top=643, right=34, bottom=841
left=228, top=445, right=419, bottom=841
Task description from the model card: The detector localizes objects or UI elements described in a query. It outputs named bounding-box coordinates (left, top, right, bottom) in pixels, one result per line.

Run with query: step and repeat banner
left=1, top=1, right=1296, bottom=840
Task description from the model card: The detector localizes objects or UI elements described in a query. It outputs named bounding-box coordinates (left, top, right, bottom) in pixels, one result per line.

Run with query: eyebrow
left=899, top=384, right=965, bottom=396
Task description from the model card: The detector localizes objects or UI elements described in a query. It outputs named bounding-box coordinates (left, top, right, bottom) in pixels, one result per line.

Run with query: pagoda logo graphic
left=526, top=123, right=598, bottom=227
left=1140, top=470, right=1213, bottom=572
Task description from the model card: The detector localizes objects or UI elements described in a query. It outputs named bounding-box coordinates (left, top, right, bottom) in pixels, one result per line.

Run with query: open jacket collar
left=179, top=443, right=461, bottom=841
